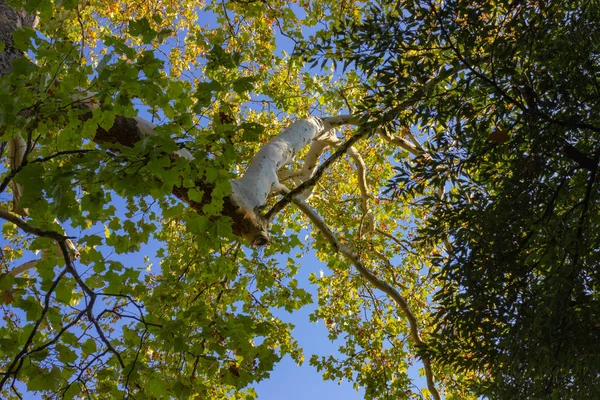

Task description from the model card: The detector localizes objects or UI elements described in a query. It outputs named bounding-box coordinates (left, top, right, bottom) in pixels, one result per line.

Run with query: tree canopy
left=0, top=0, right=599, bottom=399
left=312, top=1, right=600, bottom=398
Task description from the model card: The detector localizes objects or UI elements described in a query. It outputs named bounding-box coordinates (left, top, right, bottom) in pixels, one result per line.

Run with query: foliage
left=0, top=0, right=444, bottom=399
left=3, top=0, right=598, bottom=399
left=312, top=0, right=600, bottom=398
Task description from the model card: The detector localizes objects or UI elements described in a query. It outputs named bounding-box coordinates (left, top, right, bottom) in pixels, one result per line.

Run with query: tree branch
left=7, top=259, right=39, bottom=276
left=378, top=128, right=423, bottom=155
left=60, top=241, right=125, bottom=369
left=264, top=127, right=372, bottom=221
left=275, top=185, right=441, bottom=400
left=322, top=135, right=374, bottom=235
left=0, top=210, right=70, bottom=241
left=563, top=144, right=597, bottom=170
left=0, top=266, right=68, bottom=389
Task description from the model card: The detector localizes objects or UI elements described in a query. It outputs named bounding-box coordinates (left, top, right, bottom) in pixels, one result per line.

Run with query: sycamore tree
left=0, top=0, right=449, bottom=399
left=1, top=0, right=598, bottom=399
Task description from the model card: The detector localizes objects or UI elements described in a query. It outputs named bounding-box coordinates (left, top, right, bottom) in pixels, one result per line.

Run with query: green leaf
left=62, top=383, right=80, bottom=400
left=62, top=0, right=77, bottom=10
left=205, top=167, right=219, bottom=182
left=185, top=214, right=208, bottom=234
left=20, top=297, right=42, bottom=321
left=232, top=77, right=257, bottom=94
left=12, top=27, right=36, bottom=52
left=55, top=278, right=76, bottom=304
left=57, top=344, right=78, bottom=364
left=95, top=108, right=117, bottom=131
left=27, top=373, right=53, bottom=391
left=147, top=375, right=168, bottom=397
left=27, top=367, right=60, bottom=392
left=96, top=54, right=112, bottom=75
left=82, top=338, right=97, bottom=354
left=187, top=188, right=204, bottom=202
left=194, top=80, right=222, bottom=109
left=240, top=122, right=264, bottom=142
left=10, top=57, right=35, bottom=76
left=129, top=17, right=157, bottom=44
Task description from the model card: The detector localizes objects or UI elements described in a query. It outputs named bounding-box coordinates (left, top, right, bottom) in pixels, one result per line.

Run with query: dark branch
left=563, top=144, right=598, bottom=170
left=0, top=210, right=70, bottom=241
left=264, top=127, right=371, bottom=220
left=59, top=241, right=126, bottom=370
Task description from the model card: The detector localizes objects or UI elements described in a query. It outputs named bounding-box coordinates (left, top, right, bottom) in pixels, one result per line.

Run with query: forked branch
left=0, top=211, right=80, bottom=276
left=264, top=127, right=372, bottom=221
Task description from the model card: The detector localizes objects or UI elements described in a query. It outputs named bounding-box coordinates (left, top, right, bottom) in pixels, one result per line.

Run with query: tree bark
left=0, top=1, right=38, bottom=72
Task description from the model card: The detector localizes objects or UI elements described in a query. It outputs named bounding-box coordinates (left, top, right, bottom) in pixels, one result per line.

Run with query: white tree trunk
left=230, top=117, right=325, bottom=235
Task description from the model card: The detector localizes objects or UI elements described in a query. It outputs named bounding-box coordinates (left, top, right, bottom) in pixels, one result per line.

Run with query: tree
left=312, top=0, right=600, bottom=398
left=1, top=0, right=597, bottom=399
left=0, top=0, right=447, bottom=399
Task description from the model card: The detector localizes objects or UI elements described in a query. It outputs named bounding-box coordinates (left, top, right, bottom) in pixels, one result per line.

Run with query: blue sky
left=252, top=252, right=364, bottom=400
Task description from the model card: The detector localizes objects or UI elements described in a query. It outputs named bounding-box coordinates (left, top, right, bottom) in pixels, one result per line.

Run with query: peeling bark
left=230, top=117, right=330, bottom=244
left=231, top=117, right=324, bottom=212
left=7, top=133, right=28, bottom=216
left=265, top=127, right=371, bottom=221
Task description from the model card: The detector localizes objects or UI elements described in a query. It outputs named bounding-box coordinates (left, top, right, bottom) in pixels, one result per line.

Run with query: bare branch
left=378, top=129, right=423, bottom=155
left=321, top=114, right=359, bottom=128
left=277, top=169, right=301, bottom=183
left=328, top=115, right=423, bottom=156
left=7, top=259, right=38, bottom=276
left=296, top=133, right=336, bottom=200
